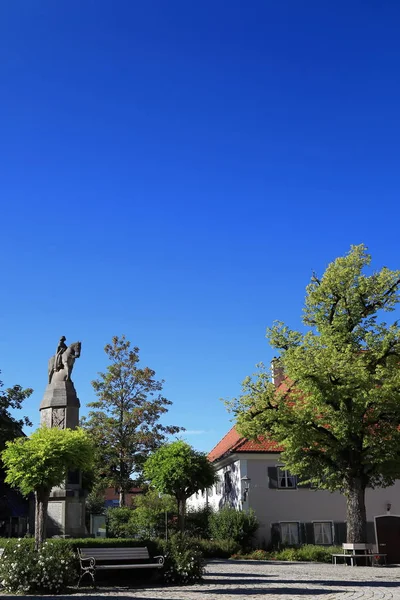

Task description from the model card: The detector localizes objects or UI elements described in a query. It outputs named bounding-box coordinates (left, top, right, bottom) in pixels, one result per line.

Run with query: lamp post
left=158, top=492, right=168, bottom=541
left=241, top=476, right=251, bottom=503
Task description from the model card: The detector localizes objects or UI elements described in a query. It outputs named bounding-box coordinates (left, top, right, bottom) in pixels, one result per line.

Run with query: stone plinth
left=39, top=380, right=86, bottom=537
left=40, top=381, right=80, bottom=430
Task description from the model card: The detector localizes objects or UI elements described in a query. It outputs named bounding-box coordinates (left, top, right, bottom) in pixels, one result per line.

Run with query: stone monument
left=39, top=336, right=86, bottom=537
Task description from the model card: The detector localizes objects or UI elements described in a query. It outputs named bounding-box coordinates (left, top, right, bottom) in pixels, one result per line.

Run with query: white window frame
left=312, top=521, right=333, bottom=545
left=277, top=466, right=297, bottom=489
left=279, top=521, right=300, bottom=545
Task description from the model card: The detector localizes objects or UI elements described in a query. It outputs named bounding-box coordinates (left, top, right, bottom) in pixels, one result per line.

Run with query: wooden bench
left=332, top=543, right=387, bottom=566
left=77, top=546, right=165, bottom=587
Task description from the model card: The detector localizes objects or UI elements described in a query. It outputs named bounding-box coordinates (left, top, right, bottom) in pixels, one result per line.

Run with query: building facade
left=188, top=425, right=399, bottom=551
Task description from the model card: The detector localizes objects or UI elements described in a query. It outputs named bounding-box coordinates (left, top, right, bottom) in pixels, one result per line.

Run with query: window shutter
left=299, top=522, right=307, bottom=545
left=268, top=466, right=278, bottom=488
left=304, top=522, right=314, bottom=544
left=271, top=522, right=280, bottom=548
left=334, top=522, right=347, bottom=545
left=366, top=521, right=376, bottom=544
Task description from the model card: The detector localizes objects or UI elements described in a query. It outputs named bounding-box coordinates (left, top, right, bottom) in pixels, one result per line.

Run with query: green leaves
left=1, top=427, right=94, bottom=496
left=82, top=335, right=183, bottom=503
left=232, top=245, right=400, bottom=494
left=0, top=371, right=32, bottom=450
left=144, top=440, right=217, bottom=502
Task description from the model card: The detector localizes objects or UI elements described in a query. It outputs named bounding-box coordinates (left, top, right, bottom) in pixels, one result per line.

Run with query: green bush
left=196, top=537, right=240, bottom=558
left=0, top=539, right=76, bottom=594
left=163, top=534, right=205, bottom=585
left=230, top=544, right=343, bottom=563
left=105, top=492, right=177, bottom=540
left=231, top=549, right=270, bottom=560
left=274, top=547, right=300, bottom=561
left=106, top=506, right=136, bottom=538
left=294, top=544, right=342, bottom=563
left=209, top=507, right=259, bottom=549
left=185, top=506, right=213, bottom=538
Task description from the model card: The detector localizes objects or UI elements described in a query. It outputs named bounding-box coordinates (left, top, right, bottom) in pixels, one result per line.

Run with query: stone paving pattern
left=2, top=559, right=400, bottom=599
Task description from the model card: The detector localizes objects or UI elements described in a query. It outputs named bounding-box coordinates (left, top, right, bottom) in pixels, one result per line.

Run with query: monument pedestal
left=40, top=380, right=86, bottom=537
left=47, top=490, right=86, bottom=538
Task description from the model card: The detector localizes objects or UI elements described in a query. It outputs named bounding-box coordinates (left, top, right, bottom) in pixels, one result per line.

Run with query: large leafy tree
left=0, top=372, right=32, bottom=450
left=144, top=440, right=217, bottom=532
left=83, top=335, right=183, bottom=506
left=230, top=245, right=400, bottom=543
left=2, top=427, right=94, bottom=549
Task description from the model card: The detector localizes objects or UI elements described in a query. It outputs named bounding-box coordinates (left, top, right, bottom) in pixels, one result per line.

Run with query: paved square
left=2, top=559, right=400, bottom=599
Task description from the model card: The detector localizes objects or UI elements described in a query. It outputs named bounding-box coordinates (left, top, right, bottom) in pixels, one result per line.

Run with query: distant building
left=104, top=486, right=143, bottom=508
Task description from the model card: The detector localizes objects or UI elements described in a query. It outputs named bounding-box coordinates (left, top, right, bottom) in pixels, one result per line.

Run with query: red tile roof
left=208, top=425, right=283, bottom=462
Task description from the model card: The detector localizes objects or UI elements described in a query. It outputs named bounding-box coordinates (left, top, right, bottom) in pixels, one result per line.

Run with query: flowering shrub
left=163, top=534, right=205, bottom=585
left=0, top=539, right=77, bottom=594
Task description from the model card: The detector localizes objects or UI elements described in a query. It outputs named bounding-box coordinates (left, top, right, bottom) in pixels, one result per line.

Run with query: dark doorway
left=375, top=515, right=400, bottom=564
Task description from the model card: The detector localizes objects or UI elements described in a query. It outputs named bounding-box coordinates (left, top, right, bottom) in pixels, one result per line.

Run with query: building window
left=277, top=467, right=297, bottom=489
left=215, top=478, right=222, bottom=495
left=280, top=522, right=299, bottom=545
left=313, top=522, right=333, bottom=545
left=224, top=471, right=232, bottom=493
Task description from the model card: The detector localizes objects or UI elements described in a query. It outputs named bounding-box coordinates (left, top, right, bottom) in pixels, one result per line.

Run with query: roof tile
left=208, top=425, right=282, bottom=462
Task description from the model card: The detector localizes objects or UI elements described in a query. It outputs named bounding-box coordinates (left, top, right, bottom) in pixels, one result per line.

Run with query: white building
left=188, top=425, right=400, bottom=562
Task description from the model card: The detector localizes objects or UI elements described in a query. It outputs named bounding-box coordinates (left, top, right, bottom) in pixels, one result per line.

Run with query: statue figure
left=55, top=336, right=67, bottom=372
left=48, top=338, right=82, bottom=384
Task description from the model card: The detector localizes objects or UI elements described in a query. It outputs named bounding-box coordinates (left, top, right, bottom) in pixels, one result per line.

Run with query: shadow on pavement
left=205, top=577, right=400, bottom=588
left=0, top=597, right=177, bottom=600
left=181, top=587, right=347, bottom=596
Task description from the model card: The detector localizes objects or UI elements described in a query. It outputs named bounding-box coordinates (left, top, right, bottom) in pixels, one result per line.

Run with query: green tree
left=2, top=427, right=94, bottom=549
left=0, top=371, right=32, bottom=450
left=106, top=489, right=176, bottom=538
left=83, top=335, right=183, bottom=506
left=144, top=440, right=217, bottom=532
left=230, top=245, right=400, bottom=543
left=132, top=488, right=176, bottom=539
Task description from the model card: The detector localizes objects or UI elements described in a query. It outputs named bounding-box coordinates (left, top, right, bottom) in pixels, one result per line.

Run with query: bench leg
left=78, top=569, right=96, bottom=588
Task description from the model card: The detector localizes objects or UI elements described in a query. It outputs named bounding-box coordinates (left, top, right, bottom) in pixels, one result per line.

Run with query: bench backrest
left=342, top=543, right=372, bottom=552
left=79, top=547, right=150, bottom=561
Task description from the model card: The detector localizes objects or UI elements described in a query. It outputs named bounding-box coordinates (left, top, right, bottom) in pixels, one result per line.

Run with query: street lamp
left=158, top=493, right=168, bottom=542
left=241, top=476, right=251, bottom=502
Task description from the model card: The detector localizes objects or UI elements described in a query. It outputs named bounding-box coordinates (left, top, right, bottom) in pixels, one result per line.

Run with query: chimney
left=271, top=357, right=284, bottom=387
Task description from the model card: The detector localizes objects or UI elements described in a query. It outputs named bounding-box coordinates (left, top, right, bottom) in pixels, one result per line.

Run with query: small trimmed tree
left=2, top=427, right=94, bottom=549
left=144, top=440, right=217, bottom=532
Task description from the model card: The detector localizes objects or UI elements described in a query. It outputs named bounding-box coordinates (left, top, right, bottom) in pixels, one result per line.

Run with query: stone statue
left=55, top=336, right=67, bottom=372
left=48, top=338, right=82, bottom=384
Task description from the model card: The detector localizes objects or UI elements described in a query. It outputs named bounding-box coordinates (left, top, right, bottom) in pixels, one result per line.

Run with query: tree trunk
left=119, top=488, right=126, bottom=507
left=345, top=476, right=367, bottom=543
left=177, top=498, right=186, bottom=533
left=34, top=492, right=39, bottom=544
left=35, top=488, right=50, bottom=551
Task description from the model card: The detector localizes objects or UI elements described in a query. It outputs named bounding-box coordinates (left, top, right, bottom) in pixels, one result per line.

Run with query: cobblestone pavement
left=2, top=560, right=400, bottom=599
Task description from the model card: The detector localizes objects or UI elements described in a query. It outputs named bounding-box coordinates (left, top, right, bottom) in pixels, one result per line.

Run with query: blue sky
left=1, top=1, right=400, bottom=453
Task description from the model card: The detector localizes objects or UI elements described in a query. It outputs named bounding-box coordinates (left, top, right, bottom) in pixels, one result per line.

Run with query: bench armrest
left=78, top=554, right=96, bottom=569
left=153, top=555, right=165, bottom=567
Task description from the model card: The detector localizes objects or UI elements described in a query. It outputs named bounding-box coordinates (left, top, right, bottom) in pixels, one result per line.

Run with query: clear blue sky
left=1, top=1, right=399, bottom=453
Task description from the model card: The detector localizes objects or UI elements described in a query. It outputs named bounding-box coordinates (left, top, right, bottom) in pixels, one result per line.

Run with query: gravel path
left=2, top=559, right=400, bottom=599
